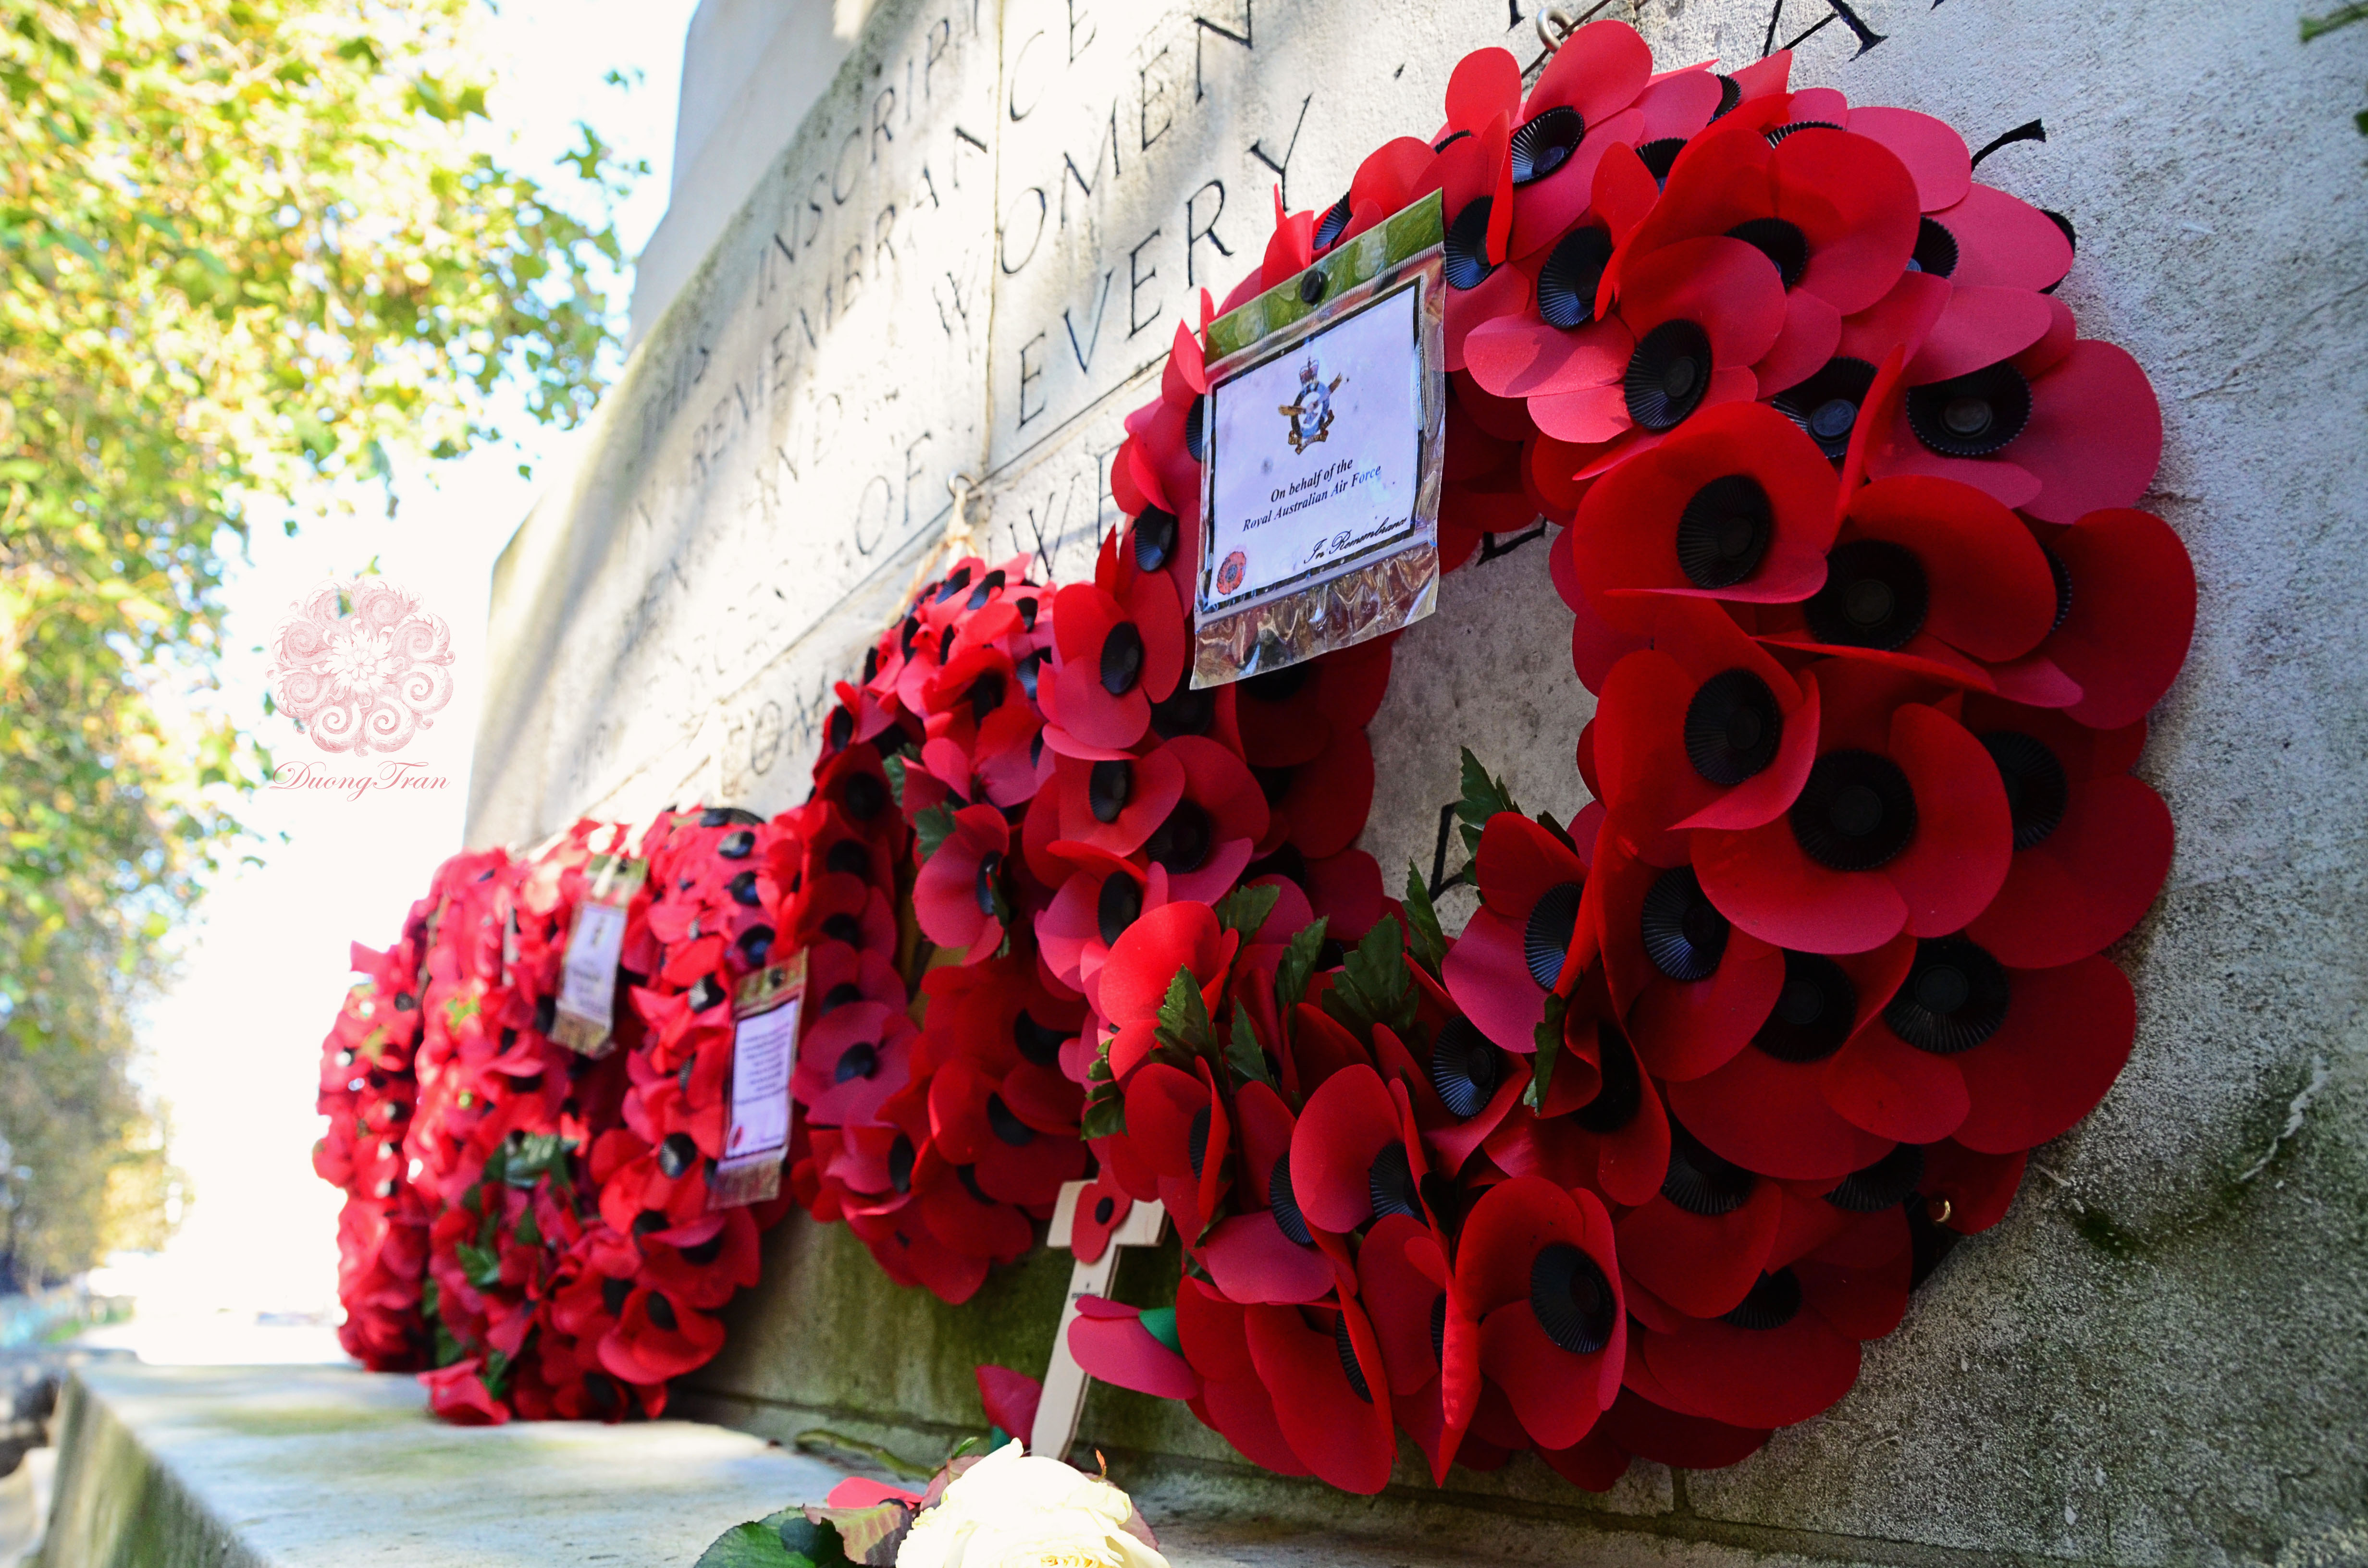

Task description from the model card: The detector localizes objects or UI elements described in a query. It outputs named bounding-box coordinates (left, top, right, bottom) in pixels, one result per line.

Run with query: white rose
left=895, top=1441, right=1168, bottom=1568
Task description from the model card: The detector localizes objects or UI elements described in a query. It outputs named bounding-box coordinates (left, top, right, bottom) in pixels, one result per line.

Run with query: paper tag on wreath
left=549, top=853, right=646, bottom=1056
left=1191, top=190, right=1447, bottom=687
left=711, top=952, right=808, bottom=1209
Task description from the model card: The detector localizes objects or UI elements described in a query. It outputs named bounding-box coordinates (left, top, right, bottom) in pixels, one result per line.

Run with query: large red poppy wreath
left=316, top=22, right=2192, bottom=1489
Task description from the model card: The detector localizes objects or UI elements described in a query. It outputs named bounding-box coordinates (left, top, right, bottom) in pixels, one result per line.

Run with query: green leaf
left=456, top=1242, right=502, bottom=1290
left=694, top=1510, right=852, bottom=1568
left=1274, top=916, right=1330, bottom=1015
left=1455, top=747, right=1520, bottom=855
left=1322, top=918, right=1417, bottom=1040
left=1080, top=1083, right=1128, bottom=1139
left=1156, top=967, right=1216, bottom=1057
left=1213, top=882, right=1282, bottom=937
left=1525, top=992, right=1568, bottom=1112
left=913, top=803, right=957, bottom=863
left=1226, top=999, right=1273, bottom=1088
left=802, top=1502, right=912, bottom=1568
left=881, top=754, right=909, bottom=807
left=1403, top=862, right=1447, bottom=978
left=1137, top=1305, right=1183, bottom=1355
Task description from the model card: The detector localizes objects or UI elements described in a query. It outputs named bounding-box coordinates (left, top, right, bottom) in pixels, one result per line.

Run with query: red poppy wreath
left=316, top=17, right=2194, bottom=1494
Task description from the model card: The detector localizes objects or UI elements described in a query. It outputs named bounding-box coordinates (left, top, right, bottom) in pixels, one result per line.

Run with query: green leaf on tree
left=1213, top=881, right=1282, bottom=937
left=1274, top=916, right=1329, bottom=1015
left=1403, top=861, right=1447, bottom=978
left=913, top=804, right=957, bottom=863
left=1226, top=999, right=1274, bottom=1088
left=1455, top=747, right=1520, bottom=855
left=1526, top=992, right=1567, bottom=1112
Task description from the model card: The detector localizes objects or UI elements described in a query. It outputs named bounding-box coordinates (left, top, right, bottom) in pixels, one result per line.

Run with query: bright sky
left=101, top=0, right=702, bottom=1362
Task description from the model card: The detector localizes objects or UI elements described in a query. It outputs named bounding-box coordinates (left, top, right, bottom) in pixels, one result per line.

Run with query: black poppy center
left=1790, top=749, right=1917, bottom=871
left=834, top=1042, right=880, bottom=1083
left=679, top=1231, right=726, bottom=1267
left=1663, top=1119, right=1757, bottom=1215
left=1150, top=682, right=1216, bottom=739
left=1773, top=356, right=1877, bottom=459
left=645, top=1292, right=680, bottom=1334
left=1314, top=193, right=1352, bottom=251
left=968, top=672, right=1005, bottom=723
left=1242, top=659, right=1314, bottom=702
left=1753, top=950, right=1858, bottom=1063
left=602, top=1276, right=631, bottom=1316
left=1184, top=397, right=1208, bottom=463
left=1886, top=936, right=2010, bottom=1055
left=1537, top=226, right=1613, bottom=331
left=887, top=1133, right=915, bottom=1194
left=1333, top=1314, right=1374, bottom=1402
left=820, top=912, right=864, bottom=949
left=1640, top=867, right=1731, bottom=983
left=986, top=1093, right=1036, bottom=1147
left=1908, top=216, right=1960, bottom=278
left=1368, top=1140, right=1422, bottom=1221
left=1726, top=216, right=1810, bottom=290
left=1186, top=1105, right=1211, bottom=1176
left=1270, top=1152, right=1313, bottom=1244
left=1145, top=801, right=1214, bottom=874
left=689, top=974, right=729, bottom=1011
left=1096, top=873, right=1143, bottom=947
left=841, top=772, right=888, bottom=821
left=1980, top=730, right=2070, bottom=850
left=1806, top=539, right=1929, bottom=650
left=1428, top=1017, right=1500, bottom=1120
left=1088, top=759, right=1132, bottom=823
left=1685, top=668, right=1784, bottom=785
left=1711, top=74, right=1743, bottom=119
left=1626, top=318, right=1715, bottom=432
left=1443, top=196, right=1498, bottom=291
left=1132, top=507, right=1178, bottom=573
left=2042, top=543, right=2073, bottom=632
left=1574, top=1024, right=1643, bottom=1133
left=1530, top=1242, right=1617, bottom=1354
left=816, top=981, right=863, bottom=1017
left=727, top=870, right=762, bottom=908
left=657, top=1131, right=697, bottom=1180
left=1907, top=361, right=2033, bottom=458
left=826, top=840, right=871, bottom=877
left=974, top=851, right=1004, bottom=917
left=1721, top=1268, right=1802, bottom=1330
left=1825, top=1143, right=1925, bottom=1212
left=1511, top=106, right=1586, bottom=184
left=1675, top=474, right=1772, bottom=588
left=1524, top=881, right=1585, bottom=992
left=1638, top=136, right=1687, bottom=184
left=1093, top=1195, right=1117, bottom=1225
left=1100, top=622, right=1146, bottom=696
left=1013, top=1009, right=1067, bottom=1067
left=718, top=829, right=756, bottom=860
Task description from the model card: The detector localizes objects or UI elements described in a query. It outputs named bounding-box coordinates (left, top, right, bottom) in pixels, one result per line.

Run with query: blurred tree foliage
left=0, top=0, right=633, bottom=1276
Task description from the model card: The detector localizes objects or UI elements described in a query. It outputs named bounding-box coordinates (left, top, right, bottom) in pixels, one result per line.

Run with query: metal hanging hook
left=1536, top=2, right=1584, bottom=51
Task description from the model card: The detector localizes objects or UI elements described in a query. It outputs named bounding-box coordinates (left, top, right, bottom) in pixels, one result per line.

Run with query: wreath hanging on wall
left=315, top=20, right=2193, bottom=1491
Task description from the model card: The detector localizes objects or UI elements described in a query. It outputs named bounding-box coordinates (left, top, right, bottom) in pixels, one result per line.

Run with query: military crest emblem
left=1279, top=358, right=1345, bottom=454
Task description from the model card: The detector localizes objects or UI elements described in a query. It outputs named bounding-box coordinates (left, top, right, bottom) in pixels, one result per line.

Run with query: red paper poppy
left=1822, top=940, right=2134, bottom=1152
left=792, top=1001, right=918, bottom=1128
left=927, top=1057, right=1090, bottom=1207
left=1593, top=824, right=1788, bottom=1082
left=1200, top=1080, right=1336, bottom=1306
left=1096, top=899, right=1238, bottom=1035
left=976, top=1364, right=1043, bottom=1441
left=420, top=1360, right=510, bottom=1426
left=1069, top=1296, right=1201, bottom=1400
left=1612, top=1117, right=1787, bottom=1319
left=1567, top=400, right=1841, bottom=629
left=1693, top=661, right=2012, bottom=955
left=1052, top=747, right=1185, bottom=860
left=913, top=803, right=1010, bottom=961
left=1663, top=937, right=1912, bottom=1180
left=1485, top=1012, right=1670, bottom=1207
left=1033, top=847, right=1168, bottom=1010
left=1443, top=812, right=1598, bottom=1053
left=1860, top=327, right=2164, bottom=526
left=914, top=1149, right=1036, bottom=1262
left=1043, top=570, right=1187, bottom=756
left=1454, top=1176, right=1625, bottom=1451
left=1991, top=507, right=2196, bottom=729
left=1136, top=736, right=1267, bottom=903
left=597, top=1283, right=727, bottom=1384
left=1288, top=1064, right=1431, bottom=1236
left=1233, top=638, right=1393, bottom=768
left=1957, top=696, right=2172, bottom=968
left=1252, top=724, right=1375, bottom=862
left=1243, top=1298, right=1398, bottom=1494
left=847, top=1203, right=989, bottom=1305
left=1356, top=1212, right=1474, bottom=1484
left=1173, top=1278, right=1310, bottom=1477
left=1592, top=597, right=1823, bottom=842
left=1759, top=475, right=2058, bottom=688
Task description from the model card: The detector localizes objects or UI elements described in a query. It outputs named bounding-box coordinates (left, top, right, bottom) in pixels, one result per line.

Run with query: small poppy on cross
left=1029, top=1176, right=1169, bottom=1462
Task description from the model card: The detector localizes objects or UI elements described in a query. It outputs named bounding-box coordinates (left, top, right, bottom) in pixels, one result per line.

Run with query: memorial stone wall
left=468, top=2, right=2368, bottom=1562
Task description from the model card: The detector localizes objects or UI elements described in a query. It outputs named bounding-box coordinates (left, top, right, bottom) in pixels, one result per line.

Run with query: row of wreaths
left=314, top=22, right=2193, bottom=1491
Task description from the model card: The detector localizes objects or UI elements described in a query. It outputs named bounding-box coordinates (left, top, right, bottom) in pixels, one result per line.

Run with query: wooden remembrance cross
left=1030, top=1179, right=1170, bottom=1461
